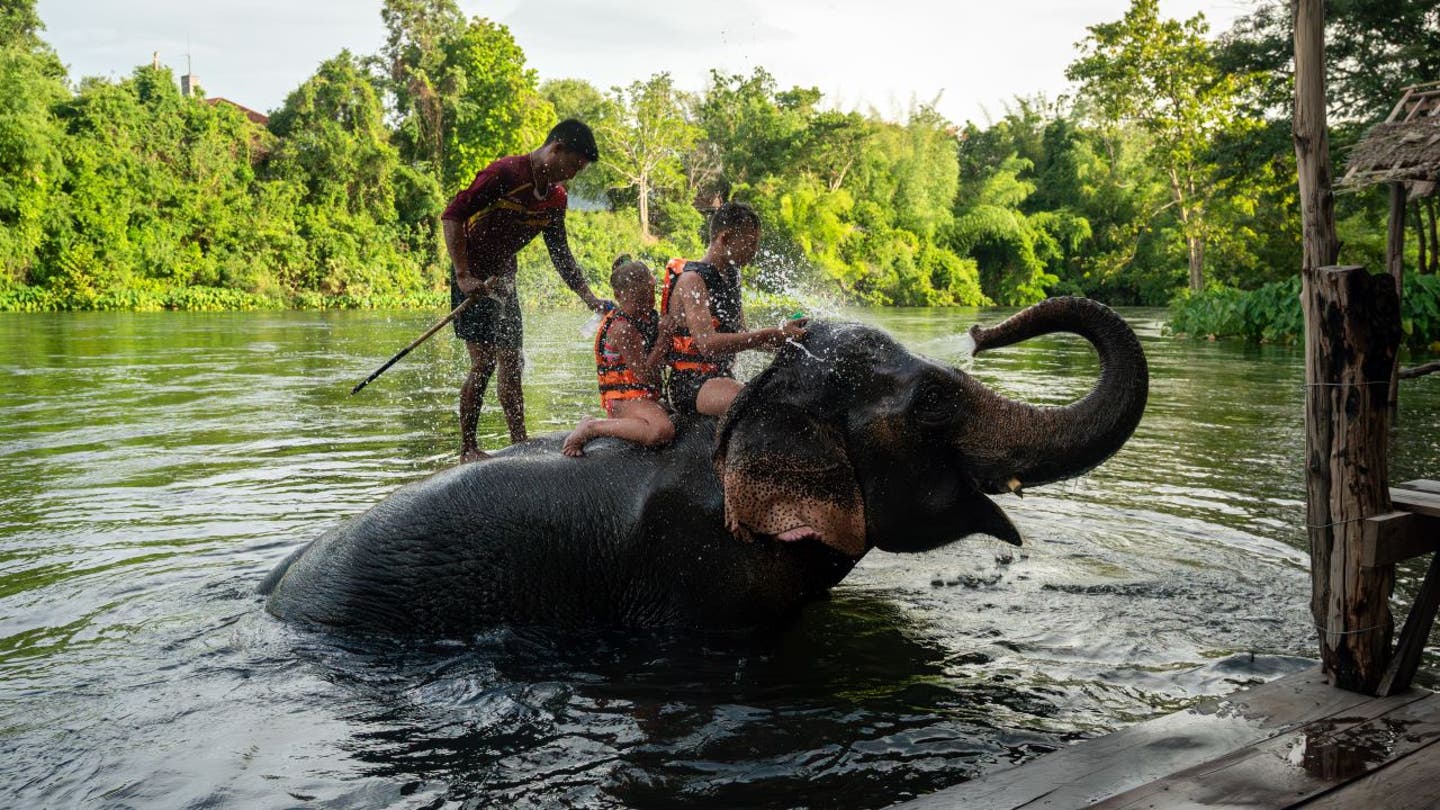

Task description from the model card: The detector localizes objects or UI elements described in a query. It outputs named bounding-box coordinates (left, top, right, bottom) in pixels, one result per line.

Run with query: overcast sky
left=34, top=0, right=1254, bottom=125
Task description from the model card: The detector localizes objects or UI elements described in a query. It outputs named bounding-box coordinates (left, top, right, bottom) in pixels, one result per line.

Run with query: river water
left=2, top=306, right=1438, bottom=809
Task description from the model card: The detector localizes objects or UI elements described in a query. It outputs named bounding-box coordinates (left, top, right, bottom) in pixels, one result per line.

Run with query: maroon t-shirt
left=440, top=154, right=568, bottom=281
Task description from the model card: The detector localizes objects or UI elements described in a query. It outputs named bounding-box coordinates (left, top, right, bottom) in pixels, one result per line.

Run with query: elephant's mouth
left=735, top=520, right=858, bottom=559
left=726, top=496, right=868, bottom=558
left=776, top=525, right=823, bottom=543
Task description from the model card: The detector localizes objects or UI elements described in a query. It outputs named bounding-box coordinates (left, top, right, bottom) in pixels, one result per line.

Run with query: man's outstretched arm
left=543, top=217, right=605, bottom=311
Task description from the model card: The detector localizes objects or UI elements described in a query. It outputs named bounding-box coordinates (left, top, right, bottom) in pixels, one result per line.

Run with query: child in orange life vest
left=562, top=257, right=677, bottom=457
left=662, top=202, right=807, bottom=417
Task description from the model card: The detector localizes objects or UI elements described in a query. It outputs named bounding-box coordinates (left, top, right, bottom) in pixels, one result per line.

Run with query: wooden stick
left=1399, top=360, right=1440, bottom=380
left=351, top=293, right=480, bottom=395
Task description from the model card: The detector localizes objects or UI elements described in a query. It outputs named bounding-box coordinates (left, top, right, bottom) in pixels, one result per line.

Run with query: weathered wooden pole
left=1387, top=182, right=1406, bottom=410
left=1418, top=201, right=1430, bottom=274
left=1292, top=0, right=1338, bottom=272
left=1387, top=184, right=1407, bottom=291
left=1303, top=268, right=1399, bottom=693
left=1294, top=0, right=1400, bottom=693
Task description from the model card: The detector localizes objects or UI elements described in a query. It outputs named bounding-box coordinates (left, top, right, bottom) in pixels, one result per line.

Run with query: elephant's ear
left=714, top=400, right=867, bottom=558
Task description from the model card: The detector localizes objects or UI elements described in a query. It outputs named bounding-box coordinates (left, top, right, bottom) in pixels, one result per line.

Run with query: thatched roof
left=1341, top=82, right=1440, bottom=192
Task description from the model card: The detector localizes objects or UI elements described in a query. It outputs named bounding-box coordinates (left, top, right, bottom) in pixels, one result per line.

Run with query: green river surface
left=2, top=305, right=1439, bottom=808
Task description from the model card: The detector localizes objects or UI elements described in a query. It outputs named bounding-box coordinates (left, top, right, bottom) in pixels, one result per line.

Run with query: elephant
left=260, top=297, right=1148, bottom=635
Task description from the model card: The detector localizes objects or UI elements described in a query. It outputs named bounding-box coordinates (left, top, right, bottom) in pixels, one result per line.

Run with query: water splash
left=746, top=248, right=851, bottom=322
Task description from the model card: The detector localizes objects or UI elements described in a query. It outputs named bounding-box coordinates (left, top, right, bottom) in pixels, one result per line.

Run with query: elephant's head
left=714, top=297, right=1148, bottom=558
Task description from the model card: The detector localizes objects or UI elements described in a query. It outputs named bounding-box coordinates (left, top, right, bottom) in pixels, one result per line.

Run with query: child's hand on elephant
left=779, top=318, right=808, bottom=342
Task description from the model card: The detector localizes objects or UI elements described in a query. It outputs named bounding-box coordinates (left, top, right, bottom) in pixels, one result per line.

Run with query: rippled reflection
left=1, top=307, right=1437, bottom=809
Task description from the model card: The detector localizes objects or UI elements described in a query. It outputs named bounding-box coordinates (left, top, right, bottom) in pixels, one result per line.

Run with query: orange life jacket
left=659, top=258, right=743, bottom=376
left=594, top=309, right=661, bottom=407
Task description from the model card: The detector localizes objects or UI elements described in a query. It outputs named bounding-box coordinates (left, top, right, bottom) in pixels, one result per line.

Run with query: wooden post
left=1388, top=184, right=1407, bottom=290
left=1418, top=201, right=1430, bottom=275
left=1304, top=267, right=1401, bottom=693
left=1292, top=0, right=1339, bottom=272
left=1387, top=182, right=1407, bottom=411
left=1422, top=197, right=1434, bottom=272
left=1294, top=0, right=1399, bottom=694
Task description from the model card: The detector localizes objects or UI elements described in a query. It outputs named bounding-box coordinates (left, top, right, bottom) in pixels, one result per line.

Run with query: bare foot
left=562, top=417, right=598, bottom=457
left=460, top=447, right=491, bottom=464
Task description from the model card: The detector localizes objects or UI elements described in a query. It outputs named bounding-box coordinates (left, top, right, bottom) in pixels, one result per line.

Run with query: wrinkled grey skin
left=261, top=297, right=1148, bottom=635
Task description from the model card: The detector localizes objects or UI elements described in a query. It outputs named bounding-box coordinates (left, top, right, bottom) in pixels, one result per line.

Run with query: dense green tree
left=848, top=108, right=958, bottom=241
left=949, top=154, right=1060, bottom=305
left=380, top=4, right=552, bottom=190
left=34, top=65, right=265, bottom=304
left=541, top=77, right=619, bottom=202
left=0, top=46, right=66, bottom=281
left=793, top=110, right=870, bottom=192
left=379, top=0, right=464, bottom=175
left=696, top=68, right=814, bottom=191
left=264, top=51, right=433, bottom=296
left=0, top=0, right=42, bottom=47
left=600, top=73, right=698, bottom=241
left=1067, top=0, right=1258, bottom=292
left=1, top=0, right=60, bottom=75
left=440, top=17, right=554, bottom=190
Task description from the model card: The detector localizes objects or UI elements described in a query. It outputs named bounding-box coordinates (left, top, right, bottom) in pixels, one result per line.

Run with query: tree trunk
left=638, top=174, right=651, bottom=241
left=1188, top=235, right=1205, bottom=292
left=829, top=159, right=853, bottom=193
left=1168, top=171, right=1205, bottom=292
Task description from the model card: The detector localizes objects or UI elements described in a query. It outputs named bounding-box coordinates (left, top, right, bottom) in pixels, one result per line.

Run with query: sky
left=33, top=0, right=1254, bottom=125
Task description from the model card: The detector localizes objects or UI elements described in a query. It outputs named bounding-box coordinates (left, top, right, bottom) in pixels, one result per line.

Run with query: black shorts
left=451, top=277, right=522, bottom=350
left=666, top=370, right=732, bottom=415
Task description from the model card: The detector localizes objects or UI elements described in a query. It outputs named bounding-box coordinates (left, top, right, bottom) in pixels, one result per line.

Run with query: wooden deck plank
left=1299, top=737, right=1440, bottom=808
left=1398, top=480, right=1440, bottom=494
left=1391, top=487, right=1440, bottom=518
left=890, top=670, right=1380, bottom=810
left=1087, top=692, right=1440, bottom=809
left=1396, top=479, right=1440, bottom=495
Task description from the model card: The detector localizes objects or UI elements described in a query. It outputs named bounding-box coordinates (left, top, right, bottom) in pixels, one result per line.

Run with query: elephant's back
left=263, top=433, right=711, bottom=634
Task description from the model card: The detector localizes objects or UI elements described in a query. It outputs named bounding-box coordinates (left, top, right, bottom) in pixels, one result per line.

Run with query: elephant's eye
left=912, top=378, right=959, bottom=427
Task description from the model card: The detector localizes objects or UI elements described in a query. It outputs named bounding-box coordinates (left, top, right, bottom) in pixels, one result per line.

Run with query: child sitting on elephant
left=662, top=202, right=807, bottom=417
left=563, top=257, right=676, bottom=457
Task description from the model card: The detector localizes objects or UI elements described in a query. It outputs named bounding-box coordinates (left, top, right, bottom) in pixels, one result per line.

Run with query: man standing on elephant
left=662, top=202, right=808, bottom=417
left=441, top=119, right=609, bottom=462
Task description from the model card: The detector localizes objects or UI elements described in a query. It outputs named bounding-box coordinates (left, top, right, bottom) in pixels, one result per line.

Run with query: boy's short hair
left=610, top=254, right=653, bottom=290
left=708, top=202, right=760, bottom=241
left=546, top=119, right=600, bottom=162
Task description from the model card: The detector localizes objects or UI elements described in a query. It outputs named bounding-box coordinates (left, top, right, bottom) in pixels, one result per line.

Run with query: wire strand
left=1314, top=622, right=1390, bottom=636
left=1302, top=380, right=1392, bottom=388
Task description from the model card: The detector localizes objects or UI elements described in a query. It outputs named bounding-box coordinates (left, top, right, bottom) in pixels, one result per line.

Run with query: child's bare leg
left=696, top=377, right=744, bottom=417
left=614, top=400, right=675, bottom=447
left=562, top=401, right=675, bottom=458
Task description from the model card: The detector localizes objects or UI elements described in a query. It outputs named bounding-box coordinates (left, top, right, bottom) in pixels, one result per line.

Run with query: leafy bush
left=1170, top=273, right=1440, bottom=348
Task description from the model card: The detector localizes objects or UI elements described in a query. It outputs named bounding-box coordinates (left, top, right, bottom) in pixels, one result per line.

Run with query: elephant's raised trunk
left=955, top=297, right=1148, bottom=494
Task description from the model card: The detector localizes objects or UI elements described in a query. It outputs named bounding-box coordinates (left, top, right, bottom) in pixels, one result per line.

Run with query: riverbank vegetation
left=1, top=0, right=1438, bottom=343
